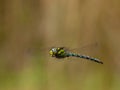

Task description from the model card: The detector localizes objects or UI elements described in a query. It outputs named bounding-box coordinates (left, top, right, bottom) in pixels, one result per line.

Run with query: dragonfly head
left=49, top=48, right=58, bottom=57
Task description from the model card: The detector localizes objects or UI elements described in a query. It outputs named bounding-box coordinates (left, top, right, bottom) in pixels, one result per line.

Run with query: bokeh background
left=0, top=0, right=120, bottom=90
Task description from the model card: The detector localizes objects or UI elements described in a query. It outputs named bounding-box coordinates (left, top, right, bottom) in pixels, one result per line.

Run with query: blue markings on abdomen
left=68, top=52, right=103, bottom=64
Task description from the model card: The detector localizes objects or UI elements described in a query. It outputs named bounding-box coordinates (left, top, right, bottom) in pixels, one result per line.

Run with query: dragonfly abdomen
left=68, top=52, right=103, bottom=64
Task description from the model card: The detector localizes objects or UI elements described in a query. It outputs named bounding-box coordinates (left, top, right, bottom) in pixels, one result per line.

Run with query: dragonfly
left=49, top=47, right=103, bottom=64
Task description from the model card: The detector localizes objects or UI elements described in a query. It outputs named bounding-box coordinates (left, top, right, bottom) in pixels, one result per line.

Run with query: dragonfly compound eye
left=49, top=50, right=54, bottom=56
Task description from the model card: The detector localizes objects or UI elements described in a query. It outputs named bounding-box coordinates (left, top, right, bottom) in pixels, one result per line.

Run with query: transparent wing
left=67, top=42, right=100, bottom=54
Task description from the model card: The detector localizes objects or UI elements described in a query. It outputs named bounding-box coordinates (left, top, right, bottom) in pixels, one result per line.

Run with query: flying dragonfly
left=49, top=47, right=103, bottom=64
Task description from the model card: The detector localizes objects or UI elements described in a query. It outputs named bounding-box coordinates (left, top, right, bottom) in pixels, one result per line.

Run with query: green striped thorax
left=49, top=47, right=69, bottom=58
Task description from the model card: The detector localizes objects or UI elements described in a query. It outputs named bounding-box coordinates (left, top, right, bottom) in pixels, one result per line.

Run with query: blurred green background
left=0, top=0, right=120, bottom=90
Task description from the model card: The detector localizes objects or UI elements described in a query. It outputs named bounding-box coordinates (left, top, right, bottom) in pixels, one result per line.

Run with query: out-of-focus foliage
left=0, top=0, right=120, bottom=90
